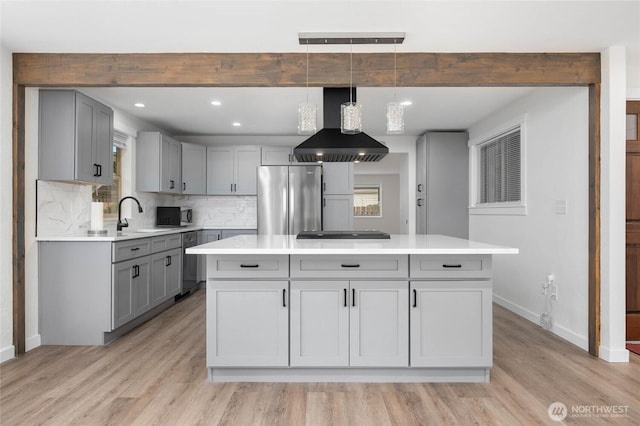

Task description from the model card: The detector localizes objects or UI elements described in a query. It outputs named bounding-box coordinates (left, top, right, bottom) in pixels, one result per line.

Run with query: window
left=354, top=185, right=381, bottom=217
left=92, top=130, right=127, bottom=218
left=470, top=119, right=526, bottom=215
left=479, top=128, right=521, bottom=204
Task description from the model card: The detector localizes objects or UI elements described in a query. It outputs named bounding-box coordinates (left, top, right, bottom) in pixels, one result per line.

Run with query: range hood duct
left=293, top=88, right=389, bottom=162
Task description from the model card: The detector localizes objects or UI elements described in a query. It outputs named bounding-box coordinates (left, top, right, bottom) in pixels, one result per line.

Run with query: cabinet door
left=410, top=281, right=492, bottom=367
left=234, top=146, right=260, bottom=195
left=290, top=281, right=349, bottom=367
left=323, top=163, right=353, bottom=194
left=261, top=146, right=293, bottom=165
left=198, top=230, right=221, bottom=282
left=416, top=136, right=427, bottom=234
left=181, top=142, right=207, bottom=194
left=93, top=102, right=114, bottom=185
left=160, top=135, right=180, bottom=193
left=133, top=258, right=151, bottom=317
left=350, top=281, right=408, bottom=367
left=112, top=260, right=136, bottom=329
left=165, top=248, right=182, bottom=297
left=323, top=194, right=354, bottom=231
left=150, top=253, right=168, bottom=307
left=74, top=92, right=97, bottom=183
left=206, top=281, right=289, bottom=367
left=207, top=147, right=234, bottom=194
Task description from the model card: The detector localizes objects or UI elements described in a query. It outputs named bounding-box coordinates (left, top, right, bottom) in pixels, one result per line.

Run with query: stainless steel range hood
left=293, top=88, right=389, bottom=162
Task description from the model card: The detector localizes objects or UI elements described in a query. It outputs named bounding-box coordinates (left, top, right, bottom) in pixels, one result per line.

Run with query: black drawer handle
left=93, top=164, right=99, bottom=177
left=132, top=265, right=139, bottom=278
left=443, top=264, right=462, bottom=268
left=344, top=288, right=347, bottom=307
left=166, top=255, right=171, bottom=267
left=413, top=289, right=417, bottom=308
left=341, top=264, right=360, bottom=268
left=130, top=247, right=140, bottom=251
left=282, top=288, right=287, bottom=307
left=170, top=180, right=175, bottom=189
left=97, top=164, right=102, bottom=177
left=352, top=288, right=356, bottom=307
left=240, top=264, right=259, bottom=268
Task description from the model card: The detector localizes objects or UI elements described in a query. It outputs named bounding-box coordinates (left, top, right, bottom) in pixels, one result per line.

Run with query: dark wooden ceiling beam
left=14, top=52, right=600, bottom=87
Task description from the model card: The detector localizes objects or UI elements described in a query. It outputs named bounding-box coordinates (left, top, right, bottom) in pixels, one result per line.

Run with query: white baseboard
left=0, top=345, right=15, bottom=363
left=598, top=346, right=630, bottom=363
left=26, top=334, right=41, bottom=351
left=493, top=294, right=588, bottom=351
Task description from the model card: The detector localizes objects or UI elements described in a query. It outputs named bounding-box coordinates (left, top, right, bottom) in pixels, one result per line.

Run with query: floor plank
left=1, top=289, right=639, bottom=425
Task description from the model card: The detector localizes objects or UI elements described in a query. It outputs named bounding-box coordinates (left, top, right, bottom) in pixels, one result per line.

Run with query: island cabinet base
left=207, top=367, right=491, bottom=383
left=204, top=250, right=496, bottom=383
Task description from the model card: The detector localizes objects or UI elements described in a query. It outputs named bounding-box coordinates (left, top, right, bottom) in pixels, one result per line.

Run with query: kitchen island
left=187, top=234, right=518, bottom=383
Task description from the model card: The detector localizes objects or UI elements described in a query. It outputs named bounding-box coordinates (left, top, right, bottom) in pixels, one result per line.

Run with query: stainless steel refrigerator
left=257, top=165, right=322, bottom=235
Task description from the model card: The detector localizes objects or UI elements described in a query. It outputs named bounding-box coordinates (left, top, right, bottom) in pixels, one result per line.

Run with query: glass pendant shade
left=386, top=102, right=404, bottom=134
left=341, top=102, right=362, bottom=134
left=298, top=103, right=317, bottom=135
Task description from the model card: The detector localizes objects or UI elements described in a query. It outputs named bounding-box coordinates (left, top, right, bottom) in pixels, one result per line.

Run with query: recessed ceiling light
left=400, top=100, right=412, bottom=106
left=211, top=100, right=222, bottom=106
left=134, top=103, right=145, bottom=108
left=232, top=122, right=241, bottom=127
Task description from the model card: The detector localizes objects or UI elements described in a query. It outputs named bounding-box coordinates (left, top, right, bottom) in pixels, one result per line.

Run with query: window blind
left=479, top=128, right=521, bottom=204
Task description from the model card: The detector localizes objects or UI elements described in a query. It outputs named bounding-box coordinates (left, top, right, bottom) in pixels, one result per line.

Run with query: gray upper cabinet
left=39, top=90, right=114, bottom=185
left=136, top=131, right=182, bottom=194
left=322, top=163, right=353, bottom=195
left=207, top=145, right=259, bottom=195
left=261, top=146, right=294, bottom=165
left=181, top=142, right=207, bottom=194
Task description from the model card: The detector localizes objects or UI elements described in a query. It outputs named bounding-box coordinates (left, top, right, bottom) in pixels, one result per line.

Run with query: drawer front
left=290, top=255, right=408, bottom=279
left=410, top=254, right=491, bottom=279
left=207, top=255, right=289, bottom=279
left=151, top=234, right=182, bottom=253
left=112, top=238, right=152, bottom=262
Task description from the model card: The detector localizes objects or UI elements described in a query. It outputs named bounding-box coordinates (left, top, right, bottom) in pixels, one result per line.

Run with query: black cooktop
left=297, top=231, right=391, bottom=239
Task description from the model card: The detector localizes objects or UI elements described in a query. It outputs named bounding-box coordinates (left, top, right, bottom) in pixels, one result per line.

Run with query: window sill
left=469, top=204, right=527, bottom=216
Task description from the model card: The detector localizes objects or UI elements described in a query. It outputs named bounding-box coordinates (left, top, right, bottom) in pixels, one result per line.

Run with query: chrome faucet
left=117, top=196, right=144, bottom=232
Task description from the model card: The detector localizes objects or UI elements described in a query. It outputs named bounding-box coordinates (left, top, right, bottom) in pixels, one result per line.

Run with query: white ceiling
left=2, top=1, right=638, bottom=136
left=79, top=86, right=535, bottom=136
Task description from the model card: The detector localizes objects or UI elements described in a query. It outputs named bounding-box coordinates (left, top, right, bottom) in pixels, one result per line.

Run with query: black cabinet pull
left=234, top=183, right=237, bottom=192
left=417, top=183, right=422, bottom=192
left=166, top=255, right=171, bottom=267
left=183, top=182, right=186, bottom=191
left=230, top=183, right=234, bottom=192
left=130, top=247, right=140, bottom=251
left=344, top=288, right=347, bottom=307
left=417, top=198, right=423, bottom=207
left=443, top=264, right=463, bottom=268
left=352, top=288, right=356, bottom=307
left=93, top=164, right=99, bottom=177
left=240, top=264, right=259, bottom=268
left=413, top=289, right=417, bottom=308
left=341, top=264, right=360, bottom=268
left=323, top=198, right=326, bottom=208
left=132, top=265, right=139, bottom=278
left=97, top=164, right=102, bottom=177
left=282, top=288, right=287, bottom=307
left=170, top=180, right=175, bottom=189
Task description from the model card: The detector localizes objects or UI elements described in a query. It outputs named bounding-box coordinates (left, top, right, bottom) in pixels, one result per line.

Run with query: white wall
left=0, top=45, right=15, bottom=362
left=469, top=87, right=590, bottom=350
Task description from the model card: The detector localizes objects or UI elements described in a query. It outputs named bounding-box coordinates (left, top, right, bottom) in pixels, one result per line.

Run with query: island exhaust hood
left=293, top=88, right=389, bottom=162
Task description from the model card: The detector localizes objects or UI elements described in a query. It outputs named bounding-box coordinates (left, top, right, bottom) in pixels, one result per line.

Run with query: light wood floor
left=1, top=290, right=639, bottom=425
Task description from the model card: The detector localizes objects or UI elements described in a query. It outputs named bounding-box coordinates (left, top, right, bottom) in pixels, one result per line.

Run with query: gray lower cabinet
left=40, top=234, right=184, bottom=345
left=197, top=229, right=257, bottom=282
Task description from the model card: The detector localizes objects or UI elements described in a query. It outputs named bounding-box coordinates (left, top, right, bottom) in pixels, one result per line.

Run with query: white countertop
left=186, top=234, right=519, bottom=255
left=36, top=226, right=204, bottom=242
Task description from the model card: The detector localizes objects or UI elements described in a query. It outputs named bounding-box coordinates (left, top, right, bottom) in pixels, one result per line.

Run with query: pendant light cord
left=393, top=40, right=397, bottom=102
left=306, top=40, right=309, bottom=104
left=349, top=40, right=353, bottom=103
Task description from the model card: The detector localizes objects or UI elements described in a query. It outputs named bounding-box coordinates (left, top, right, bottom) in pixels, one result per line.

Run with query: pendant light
left=341, top=41, right=362, bottom=134
left=298, top=41, right=317, bottom=135
left=386, top=41, right=404, bottom=134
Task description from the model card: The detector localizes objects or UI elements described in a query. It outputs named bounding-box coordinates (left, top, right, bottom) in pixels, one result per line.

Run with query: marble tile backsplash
left=36, top=180, right=257, bottom=236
